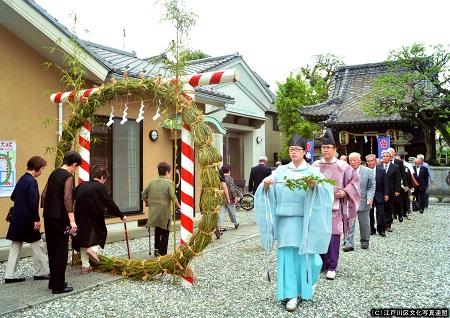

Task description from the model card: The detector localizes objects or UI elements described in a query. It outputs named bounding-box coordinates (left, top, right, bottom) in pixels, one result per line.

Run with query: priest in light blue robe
left=255, top=134, right=333, bottom=312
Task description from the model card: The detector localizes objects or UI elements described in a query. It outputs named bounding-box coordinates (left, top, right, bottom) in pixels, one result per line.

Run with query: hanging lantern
left=339, top=131, right=349, bottom=146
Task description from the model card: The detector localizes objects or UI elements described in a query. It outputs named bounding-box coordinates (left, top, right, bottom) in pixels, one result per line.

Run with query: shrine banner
left=377, top=136, right=390, bottom=159
left=306, top=140, right=315, bottom=161
left=0, top=140, right=16, bottom=197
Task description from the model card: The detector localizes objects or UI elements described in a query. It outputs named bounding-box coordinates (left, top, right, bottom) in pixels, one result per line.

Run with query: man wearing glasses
left=255, top=134, right=333, bottom=312
left=312, top=129, right=360, bottom=281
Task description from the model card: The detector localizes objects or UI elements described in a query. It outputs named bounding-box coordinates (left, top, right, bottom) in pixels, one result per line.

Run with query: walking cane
left=148, top=227, right=152, bottom=256
left=124, top=222, right=131, bottom=259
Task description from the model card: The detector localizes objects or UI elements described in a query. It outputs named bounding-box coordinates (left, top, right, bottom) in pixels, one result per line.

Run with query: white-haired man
left=366, top=154, right=389, bottom=237
left=387, top=148, right=408, bottom=222
left=417, top=154, right=432, bottom=210
left=344, top=152, right=375, bottom=251
left=381, top=150, right=402, bottom=232
left=413, top=157, right=430, bottom=213
left=248, top=155, right=272, bottom=195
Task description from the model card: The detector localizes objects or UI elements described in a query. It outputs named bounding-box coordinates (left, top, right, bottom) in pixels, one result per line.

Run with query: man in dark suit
left=388, top=148, right=408, bottom=221
left=248, top=156, right=272, bottom=194
left=381, top=150, right=401, bottom=232
left=366, top=154, right=389, bottom=236
left=413, top=157, right=429, bottom=213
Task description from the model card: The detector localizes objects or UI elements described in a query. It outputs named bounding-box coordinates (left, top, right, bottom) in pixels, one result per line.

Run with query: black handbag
left=5, top=207, right=13, bottom=222
left=412, top=198, right=420, bottom=212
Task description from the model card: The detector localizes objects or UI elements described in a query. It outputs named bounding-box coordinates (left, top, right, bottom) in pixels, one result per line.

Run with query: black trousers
left=424, top=192, right=430, bottom=208
left=44, top=218, right=69, bottom=291
left=154, top=227, right=170, bottom=255
left=370, top=198, right=386, bottom=234
left=392, top=194, right=403, bottom=219
left=384, top=194, right=395, bottom=225
left=414, top=191, right=426, bottom=211
left=401, top=190, right=410, bottom=216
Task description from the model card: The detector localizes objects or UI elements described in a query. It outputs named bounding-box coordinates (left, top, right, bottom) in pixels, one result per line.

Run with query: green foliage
left=160, top=0, right=198, bottom=77
left=362, top=43, right=450, bottom=162
left=44, top=15, right=91, bottom=167
left=184, top=49, right=209, bottom=61
left=283, top=175, right=336, bottom=192
left=276, top=54, right=344, bottom=158
left=301, top=53, right=344, bottom=96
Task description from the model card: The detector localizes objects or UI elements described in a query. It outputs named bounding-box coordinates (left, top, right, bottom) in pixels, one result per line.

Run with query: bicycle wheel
left=235, top=188, right=243, bottom=210
left=240, top=193, right=254, bottom=211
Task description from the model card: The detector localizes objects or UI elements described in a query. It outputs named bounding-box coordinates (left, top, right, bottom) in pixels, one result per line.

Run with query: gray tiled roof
left=83, top=41, right=172, bottom=79
left=24, top=0, right=112, bottom=71
left=185, top=53, right=241, bottom=73
left=186, top=54, right=276, bottom=102
left=301, top=62, right=409, bottom=125
left=23, top=0, right=274, bottom=104
left=82, top=41, right=234, bottom=102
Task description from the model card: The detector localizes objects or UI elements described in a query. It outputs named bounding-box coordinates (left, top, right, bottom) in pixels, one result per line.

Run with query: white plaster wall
left=254, top=124, right=266, bottom=163
left=213, top=133, right=224, bottom=158
left=243, top=131, right=254, bottom=186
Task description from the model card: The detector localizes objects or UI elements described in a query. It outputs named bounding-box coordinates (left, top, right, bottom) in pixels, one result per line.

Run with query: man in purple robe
left=313, top=129, right=360, bottom=280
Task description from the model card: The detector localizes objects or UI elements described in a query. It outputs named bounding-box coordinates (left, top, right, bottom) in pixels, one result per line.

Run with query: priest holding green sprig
left=254, top=134, right=334, bottom=312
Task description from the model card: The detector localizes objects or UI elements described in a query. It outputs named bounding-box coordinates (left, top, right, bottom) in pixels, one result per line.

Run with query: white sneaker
left=286, top=297, right=298, bottom=312
left=326, top=270, right=336, bottom=280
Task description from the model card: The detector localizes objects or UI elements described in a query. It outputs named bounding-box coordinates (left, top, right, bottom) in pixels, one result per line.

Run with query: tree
left=184, top=49, right=208, bottom=61
left=276, top=54, right=344, bottom=157
left=301, top=53, right=344, bottom=98
left=363, top=43, right=450, bottom=162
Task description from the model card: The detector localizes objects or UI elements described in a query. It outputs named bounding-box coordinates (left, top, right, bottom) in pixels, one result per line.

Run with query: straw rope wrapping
left=53, top=77, right=224, bottom=281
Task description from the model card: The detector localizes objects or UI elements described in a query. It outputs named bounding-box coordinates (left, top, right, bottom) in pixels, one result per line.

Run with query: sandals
left=86, top=248, right=100, bottom=265
left=80, top=266, right=92, bottom=274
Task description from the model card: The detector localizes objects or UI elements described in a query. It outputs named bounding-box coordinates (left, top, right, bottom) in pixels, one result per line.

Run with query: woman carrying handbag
left=4, top=156, right=50, bottom=283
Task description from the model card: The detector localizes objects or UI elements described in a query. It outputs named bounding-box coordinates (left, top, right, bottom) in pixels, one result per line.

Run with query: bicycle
left=234, top=187, right=254, bottom=211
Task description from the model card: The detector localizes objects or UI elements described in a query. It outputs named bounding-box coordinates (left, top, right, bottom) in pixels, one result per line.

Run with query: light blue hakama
left=276, top=248, right=322, bottom=301
left=255, top=161, right=333, bottom=302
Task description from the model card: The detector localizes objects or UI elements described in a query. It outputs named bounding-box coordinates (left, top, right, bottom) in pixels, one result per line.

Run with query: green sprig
left=283, top=175, right=336, bottom=191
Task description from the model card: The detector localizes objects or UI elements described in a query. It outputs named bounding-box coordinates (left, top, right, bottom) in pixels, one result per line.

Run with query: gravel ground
left=2, top=206, right=450, bottom=318
left=0, top=209, right=256, bottom=281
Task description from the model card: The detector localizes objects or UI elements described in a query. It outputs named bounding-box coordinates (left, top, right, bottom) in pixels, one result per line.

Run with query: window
left=91, top=117, right=142, bottom=214
left=272, top=114, right=280, bottom=131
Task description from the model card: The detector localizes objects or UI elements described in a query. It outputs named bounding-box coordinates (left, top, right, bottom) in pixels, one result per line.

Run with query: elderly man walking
left=413, top=157, right=429, bottom=214
left=366, top=154, right=389, bottom=237
left=344, top=153, right=375, bottom=251
left=381, top=150, right=401, bottom=232
left=417, top=154, right=432, bottom=210
left=248, top=156, right=272, bottom=195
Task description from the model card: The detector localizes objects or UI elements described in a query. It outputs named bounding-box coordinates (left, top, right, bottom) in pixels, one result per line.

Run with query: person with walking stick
left=73, top=167, right=126, bottom=274
left=142, top=162, right=180, bottom=256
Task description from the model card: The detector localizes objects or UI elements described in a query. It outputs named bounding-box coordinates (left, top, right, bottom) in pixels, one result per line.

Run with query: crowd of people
left=2, top=136, right=433, bottom=302
left=4, top=151, right=128, bottom=294
left=254, top=129, right=433, bottom=312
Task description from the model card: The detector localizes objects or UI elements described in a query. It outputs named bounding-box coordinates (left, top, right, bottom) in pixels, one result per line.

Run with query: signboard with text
left=0, top=140, right=16, bottom=197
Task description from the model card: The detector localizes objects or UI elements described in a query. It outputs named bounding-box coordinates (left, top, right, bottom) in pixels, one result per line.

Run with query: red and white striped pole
left=50, top=88, right=100, bottom=104
left=50, top=90, right=96, bottom=184
left=180, top=83, right=195, bottom=287
left=181, top=69, right=239, bottom=87
left=78, top=121, right=90, bottom=184
left=49, top=70, right=240, bottom=284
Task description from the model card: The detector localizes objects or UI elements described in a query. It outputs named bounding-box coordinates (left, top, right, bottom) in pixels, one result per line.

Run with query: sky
left=36, top=0, right=450, bottom=91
